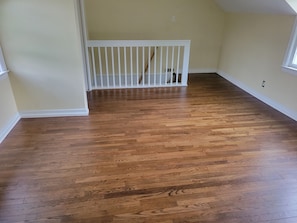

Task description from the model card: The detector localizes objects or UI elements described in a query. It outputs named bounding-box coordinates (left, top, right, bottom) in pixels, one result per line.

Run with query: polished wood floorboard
left=1, top=74, right=297, bottom=223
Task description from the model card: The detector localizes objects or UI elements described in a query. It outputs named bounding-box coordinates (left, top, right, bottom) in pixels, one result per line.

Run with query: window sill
left=0, top=70, right=9, bottom=81
left=282, top=66, right=297, bottom=76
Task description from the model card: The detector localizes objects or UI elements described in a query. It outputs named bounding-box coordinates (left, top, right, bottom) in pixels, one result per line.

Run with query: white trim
left=94, top=84, right=187, bottom=90
left=217, top=70, right=297, bottom=121
left=182, top=43, right=191, bottom=85
left=0, top=113, right=21, bottom=144
left=0, top=70, right=8, bottom=76
left=281, top=65, right=297, bottom=76
left=283, top=17, right=297, bottom=75
left=75, top=0, right=92, bottom=91
left=189, top=68, right=217, bottom=74
left=0, top=72, right=8, bottom=81
left=20, top=108, right=89, bottom=118
left=87, top=40, right=191, bottom=47
left=0, top=45, right=8, bottom=73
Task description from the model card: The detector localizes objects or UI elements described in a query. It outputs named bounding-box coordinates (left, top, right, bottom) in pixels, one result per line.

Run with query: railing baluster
left=117, top=47, right=121, bottom=87
left=176, top=46, right=181, bottom=86
left=124, top=47, right=127, bottom=87
left=105, top=47, right=109, bottom=88
left=159, top=46, right=163, bottom=85
left=98, top=47, right=103, bottom=88
left=154, top=46, right=157, bottom=86
left=165, top=46, right=169, bottom=85
left=111, top=47, right=115, bottom=87
left=148, top=47, right=151, bottom=86
left=142, top=46, right=145, bottom=86
left=136, top=46, right=139, bottom=87
left=91, top=47, right=97, bottom=88
left=170, top=46, right=175, bottom=85
left=130, top=46, right=133, bottom=86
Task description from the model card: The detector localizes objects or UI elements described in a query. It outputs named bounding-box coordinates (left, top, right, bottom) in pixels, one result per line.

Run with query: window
left=283, top=17, right=297, bottom=75
left=0, top=45, right=8, bottom=76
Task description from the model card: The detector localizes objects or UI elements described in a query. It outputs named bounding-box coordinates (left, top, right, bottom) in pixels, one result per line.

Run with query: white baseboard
left=20, top=108, right=89, bottom=118
left=0, top=109, right=89, bottom=143
left=189, top=68, right=217, bottom=74
left=217, top=70, right=297, bottom=121
left=0, top=113, right=21, bottom=144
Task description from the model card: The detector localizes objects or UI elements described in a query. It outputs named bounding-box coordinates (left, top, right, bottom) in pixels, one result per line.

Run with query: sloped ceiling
left=214, top=0, right=297, bottom=15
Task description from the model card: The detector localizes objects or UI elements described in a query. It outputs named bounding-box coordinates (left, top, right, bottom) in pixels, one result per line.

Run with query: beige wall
left=218, top=13, right=297, bottom=119
left=0, top=0, right=88, bottom=114
left=0, top=75, right=19, bottom=142
left=84, top=0, right=225, bottom=71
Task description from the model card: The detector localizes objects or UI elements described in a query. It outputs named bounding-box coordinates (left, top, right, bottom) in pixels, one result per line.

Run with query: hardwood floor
left=1, top=73, right=297, bottom=223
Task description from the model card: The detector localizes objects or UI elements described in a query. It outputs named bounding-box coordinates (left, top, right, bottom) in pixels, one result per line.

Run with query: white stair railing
left=87, top=40, right=190, bottom=90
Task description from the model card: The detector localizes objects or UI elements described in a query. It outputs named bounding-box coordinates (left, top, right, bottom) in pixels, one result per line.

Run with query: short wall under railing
left=86, top=40, right=191, bottom=90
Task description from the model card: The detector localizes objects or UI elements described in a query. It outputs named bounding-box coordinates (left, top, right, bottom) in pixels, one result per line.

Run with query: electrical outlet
left=262, top=80, right=266, bottom=88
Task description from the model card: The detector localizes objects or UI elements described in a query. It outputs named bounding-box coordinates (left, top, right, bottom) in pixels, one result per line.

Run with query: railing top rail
left=87, top=40, right=191, bottom=47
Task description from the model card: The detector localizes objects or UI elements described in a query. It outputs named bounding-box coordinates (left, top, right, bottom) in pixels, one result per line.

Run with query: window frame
left=283, top=17, right=297, bottom=75
left=0, top=45, right=8, bottom=77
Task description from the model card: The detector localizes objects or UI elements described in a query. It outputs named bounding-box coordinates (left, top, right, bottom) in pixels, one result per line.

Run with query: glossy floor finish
left=1, top=74, right=297, bottom=223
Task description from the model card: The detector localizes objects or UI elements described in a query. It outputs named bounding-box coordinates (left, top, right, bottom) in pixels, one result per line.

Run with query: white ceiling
left=214, top=0, right=297, bottom=15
